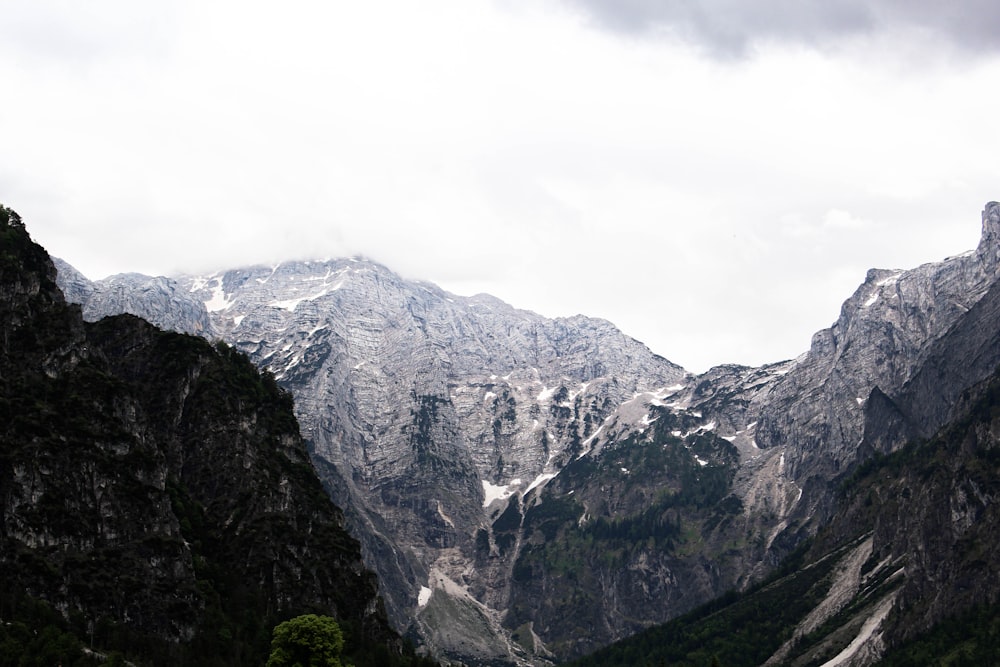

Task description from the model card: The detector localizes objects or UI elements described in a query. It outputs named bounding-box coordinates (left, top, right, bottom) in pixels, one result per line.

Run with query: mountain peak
left=978, top=201, right=1000, bottom=265
left=2, top=207, right=400, bottom=664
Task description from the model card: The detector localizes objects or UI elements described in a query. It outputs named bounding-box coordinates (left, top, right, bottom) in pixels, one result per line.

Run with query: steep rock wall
left=2, top=208, right=396, bottom=664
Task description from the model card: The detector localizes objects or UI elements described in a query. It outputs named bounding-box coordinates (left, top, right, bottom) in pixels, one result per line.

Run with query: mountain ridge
left=54, top=201, right=1000, bottom=665
left=1, top=206, right=405, bottom=664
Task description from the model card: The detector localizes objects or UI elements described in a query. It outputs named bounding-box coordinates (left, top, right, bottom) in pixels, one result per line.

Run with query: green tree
left=266, top=614, right=345, bottom=667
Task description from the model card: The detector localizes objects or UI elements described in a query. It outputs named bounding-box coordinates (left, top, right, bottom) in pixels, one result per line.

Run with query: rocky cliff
left=569, top=264, right=1000, bottom=666
left=183, top=259, right=689, bottom=664
left=64, top=253, right=691, bottom=662
left=51, top=260, right=215, bottom=337
left=58, top=202, right=1000, bottom=665
left=0, top=206, right=399, bottom=665
left=754, top=203, right=1000, bottom=500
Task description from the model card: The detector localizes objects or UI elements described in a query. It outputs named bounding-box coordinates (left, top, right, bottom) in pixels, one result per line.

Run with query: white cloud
left=822, top=210, right=867, bottom=230
left=0, top=0, right=995, bottom=372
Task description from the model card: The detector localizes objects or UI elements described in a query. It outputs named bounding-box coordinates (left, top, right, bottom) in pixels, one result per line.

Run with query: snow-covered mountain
left=57, top=202, right=1000, bottom=665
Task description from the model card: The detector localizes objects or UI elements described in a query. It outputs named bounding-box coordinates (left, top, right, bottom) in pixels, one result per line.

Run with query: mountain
left=50, top=259, right=214, bottom=337
left=567, top=271, right=1000, bottom=666
left=0, top=206, right=408, bottom=665
left=58, top=202, right=1000, bottom=665
left=753, top=206, right=1000, bottom=504
left=62, top=254, right=694, bottom=662
left=185, top=259, right=693, bottom=664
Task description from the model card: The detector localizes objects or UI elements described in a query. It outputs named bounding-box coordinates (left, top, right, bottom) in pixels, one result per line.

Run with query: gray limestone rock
left=752, top=203, right=1000, bottom=522
left=51, top=257, right=94, bottom=306
left=168, top=258, right=687, bottom=662
left=57, top=202, right=1000, bottom=665
left=55, top=261, right=215, bottom=337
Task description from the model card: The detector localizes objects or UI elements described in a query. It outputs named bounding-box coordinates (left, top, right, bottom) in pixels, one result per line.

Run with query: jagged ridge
left=55, top=202, right=1000, bottom=665
left=1, top=207, right=399, bottom=664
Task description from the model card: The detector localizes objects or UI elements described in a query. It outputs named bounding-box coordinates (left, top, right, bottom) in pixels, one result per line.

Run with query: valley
left=50, top=202, right=1000, bottom=664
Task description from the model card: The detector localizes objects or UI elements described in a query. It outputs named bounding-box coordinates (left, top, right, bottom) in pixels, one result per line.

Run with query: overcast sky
left=2, top=1, right=998, bottom=373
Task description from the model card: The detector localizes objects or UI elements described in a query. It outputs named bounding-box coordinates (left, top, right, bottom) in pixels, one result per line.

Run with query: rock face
left=178, top=259, right=688, bottom=664
left=804, top=266, right=1000, bottom=660
left=796, top=366, right=1000, bottom=666
left=636, top=280, right=1000, bottom=665
left=747, top=203, right=1000, bottom=527
left=51, top=257, right=94, bottom=306
left=58, top=264, right=214, bottom=336
left=1, top=207, right=396, bottom=665
left=553, top=206, right=1000, bottom=667
left=63, top=254, right=691, bottom=662
left=59, top=202, right=1000, bottom=665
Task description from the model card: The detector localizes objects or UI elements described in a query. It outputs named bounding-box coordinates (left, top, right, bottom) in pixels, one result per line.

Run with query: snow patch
left=302, top=266, right=342, bottom=283
left=232, top=315, right=245, bottom=327
left=876, top=272, right=902, bottom=287
left=255, top=264, right=281, bottom=284
left=204, top=280, right=234, bottom=312
left=525, top=472, right=556, bottom=494
left=269, top=285, right=339, bottom=311
left=580, top=421, right=608, bottom=452
left=482, top=480, right=515, bottom=507
left=695, top=456, right=709, bottom=467
left=863, top=272, right=902, bottom=309
left=271, top=296, right=308, bottom=311
left=418, top=586, right=432, bottom=607
left=282, top=352, right=304, bottom=374
left=536, top=386, right=556, bottom=402
left=681, top=421, right=717, bottom=439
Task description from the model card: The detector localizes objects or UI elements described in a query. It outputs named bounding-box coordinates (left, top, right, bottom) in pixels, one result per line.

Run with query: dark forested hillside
left=0, top=206, right=424, bottom=665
